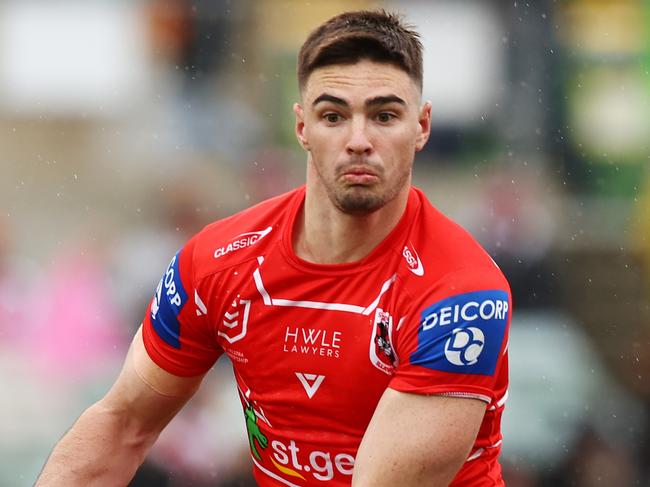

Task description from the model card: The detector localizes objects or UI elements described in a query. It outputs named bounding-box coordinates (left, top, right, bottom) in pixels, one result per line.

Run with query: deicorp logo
left=410, top=290, right=509, bottom=375
left=445, top=327, right=485, bottom=366
left=150, top=251, right=188, bottom=349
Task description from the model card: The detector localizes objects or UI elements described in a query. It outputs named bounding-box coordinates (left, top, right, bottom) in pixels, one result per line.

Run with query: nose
left=345, top=119, right=373, bottom=156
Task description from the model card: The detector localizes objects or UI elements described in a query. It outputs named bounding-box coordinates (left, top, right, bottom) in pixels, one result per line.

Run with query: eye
left=323, top=113, right=342, bottom=124
left=376, top=112, right=396, bottom=123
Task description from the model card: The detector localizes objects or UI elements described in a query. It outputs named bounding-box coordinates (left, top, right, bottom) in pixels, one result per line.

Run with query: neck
left=294, top=171, right=411, bottom=265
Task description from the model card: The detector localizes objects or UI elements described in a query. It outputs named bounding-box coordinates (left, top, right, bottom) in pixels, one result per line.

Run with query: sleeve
left=141, top=234, right=223, bottom=377
left=389, top=266, right=511, bottom=403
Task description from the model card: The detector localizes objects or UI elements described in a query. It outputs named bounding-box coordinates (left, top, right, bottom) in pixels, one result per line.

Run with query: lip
left=340, top=166, right=379, bottom=185
left=341, top=164, right=379, bottom=176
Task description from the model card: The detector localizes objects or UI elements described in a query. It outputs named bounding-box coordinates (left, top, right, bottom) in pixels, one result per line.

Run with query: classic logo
left=369, top=309, right=396, bottom=375
left=403, top=244, right=424, bottom=276
left=214, top=226, right=273, bottom=259
left=295, top=372, right=325, bottom=399
left=217, top=298, right=251, bottom=343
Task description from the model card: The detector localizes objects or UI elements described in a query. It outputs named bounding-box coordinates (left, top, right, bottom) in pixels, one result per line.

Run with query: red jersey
left=142, top=186, right=511, bottom=486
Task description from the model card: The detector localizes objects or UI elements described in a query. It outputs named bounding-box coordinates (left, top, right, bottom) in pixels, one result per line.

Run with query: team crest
left=369, top=309, right=397, bottom=375
left=217, top=298, right=251, bottom=343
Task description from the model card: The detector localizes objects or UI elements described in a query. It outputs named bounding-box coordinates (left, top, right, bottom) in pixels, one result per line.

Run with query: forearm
left=36, top=327, right=202, bottom=486
left=36, top=401, right=158, bottom=487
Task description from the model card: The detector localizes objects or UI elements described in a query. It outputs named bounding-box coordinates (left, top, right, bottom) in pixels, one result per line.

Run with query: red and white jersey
left=142, top=186, right=511, bottom=486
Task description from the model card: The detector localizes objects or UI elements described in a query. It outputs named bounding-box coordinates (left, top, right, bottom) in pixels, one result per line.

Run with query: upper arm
left=105, top=236, right=221, bottom=434
left=99, top=326, right=206, bottom=437
left=352, top=389, right=486, bottom=487
left=353, top=267, right=511, bottom=486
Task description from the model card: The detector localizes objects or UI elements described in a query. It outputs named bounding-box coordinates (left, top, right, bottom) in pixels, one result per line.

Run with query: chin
left=334, top=188, right=388, bottom=215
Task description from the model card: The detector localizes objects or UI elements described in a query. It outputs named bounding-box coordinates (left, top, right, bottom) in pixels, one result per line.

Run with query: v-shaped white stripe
left=295, top=372, right=325, bottom=399
left=253, top=266, right=396, bottom=315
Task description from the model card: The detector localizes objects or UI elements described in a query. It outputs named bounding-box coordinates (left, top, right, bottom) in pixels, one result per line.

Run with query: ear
left=415, top=101, right=432, bottom=152
left=294, top=103, right=310, bottom=151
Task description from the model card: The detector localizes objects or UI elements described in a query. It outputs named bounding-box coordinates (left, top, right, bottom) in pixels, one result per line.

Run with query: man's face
left=295, top=60, right=431, bottom=215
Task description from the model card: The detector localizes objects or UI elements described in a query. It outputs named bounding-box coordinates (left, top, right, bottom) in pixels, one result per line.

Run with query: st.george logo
left=369, top=309, right=397, bottom=375
left=444, top=327, right=485, bottom=366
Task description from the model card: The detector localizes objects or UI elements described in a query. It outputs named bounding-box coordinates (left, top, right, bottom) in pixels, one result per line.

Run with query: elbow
left=88, top=399, right=159, bottom=458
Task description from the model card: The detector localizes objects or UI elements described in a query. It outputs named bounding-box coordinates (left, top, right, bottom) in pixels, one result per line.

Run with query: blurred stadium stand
left=0, top=1, right=648, bottom=486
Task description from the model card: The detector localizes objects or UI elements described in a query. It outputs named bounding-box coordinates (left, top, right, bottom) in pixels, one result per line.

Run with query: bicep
left=352, top=389, right=486, bottom=487
left=99, top=326, right=206, bottom=435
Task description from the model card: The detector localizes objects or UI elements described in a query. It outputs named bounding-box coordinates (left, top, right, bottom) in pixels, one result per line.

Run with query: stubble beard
left=324, top=166, right=411, bottom=216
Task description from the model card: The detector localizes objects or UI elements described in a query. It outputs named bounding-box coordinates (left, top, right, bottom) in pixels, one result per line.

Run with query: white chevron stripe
left=224, top=310, right=239, bottom=320
left=253, top=268, right=397, bottom=315
left=222, top=320, right=238, bottom=329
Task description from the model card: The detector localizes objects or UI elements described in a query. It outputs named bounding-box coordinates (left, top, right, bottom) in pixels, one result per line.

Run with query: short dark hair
left=297, top=10, right=423, bottom=93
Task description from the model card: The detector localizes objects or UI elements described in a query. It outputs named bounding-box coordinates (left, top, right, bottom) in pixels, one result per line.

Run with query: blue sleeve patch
left=150, top=250, right=188, bottom=349
left=410, top=290, right=509, bottom=376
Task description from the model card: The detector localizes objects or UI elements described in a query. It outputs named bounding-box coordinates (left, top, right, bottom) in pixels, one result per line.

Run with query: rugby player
left=37, top=10, right=511, bottom=486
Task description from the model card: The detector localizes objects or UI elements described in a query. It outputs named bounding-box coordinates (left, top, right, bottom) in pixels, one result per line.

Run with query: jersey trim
left=280, top=187, right=421, bottom=275
left=142, top=320, right=212, bottom=377
left=253, top=265, right=397, bottom=316
left=388, top=382, right=497, bottom=404
left=467, top=440, right=503, bottom=462
left=488, top=390, right=508, bottom=411
left=437, top=391, right=492, bottom=404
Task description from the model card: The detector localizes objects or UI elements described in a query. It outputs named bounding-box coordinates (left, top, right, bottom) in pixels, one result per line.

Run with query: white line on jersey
left=253, top=267, right=397, bottom=315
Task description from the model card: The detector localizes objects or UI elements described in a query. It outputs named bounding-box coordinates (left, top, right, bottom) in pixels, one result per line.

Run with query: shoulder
left=399, top=187, right=509, bottom=294
left=183, top=187, right=303, bottom=279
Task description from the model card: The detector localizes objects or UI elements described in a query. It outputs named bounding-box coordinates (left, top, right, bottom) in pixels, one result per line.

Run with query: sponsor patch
left=150, top=251, right=188, bottom=348
left=403, top=244, right=424, bottom=276
left=214, top=226, right=272, bottom=259
left=410, top=290, right=509, bottom=375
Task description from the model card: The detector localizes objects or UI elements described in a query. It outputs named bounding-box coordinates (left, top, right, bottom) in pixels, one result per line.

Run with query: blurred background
left=0, top=0, right=648, bottom=485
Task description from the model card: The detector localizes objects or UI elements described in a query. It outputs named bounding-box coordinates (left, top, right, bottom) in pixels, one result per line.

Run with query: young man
left=37, top=10, right=510, bottom=486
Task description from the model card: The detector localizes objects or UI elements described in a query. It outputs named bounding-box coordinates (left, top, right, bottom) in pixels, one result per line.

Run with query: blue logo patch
left=410, top=290, right=509, bottom=376
left=150, top=250, right=188, bottom=349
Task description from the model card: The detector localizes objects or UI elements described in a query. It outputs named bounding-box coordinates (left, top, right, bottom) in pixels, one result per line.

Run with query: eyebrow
left=365, top=95, right=406, bottom=107
left=312, top=94, right=348, bottom=107
left=312, top=93, right=406, bottom=108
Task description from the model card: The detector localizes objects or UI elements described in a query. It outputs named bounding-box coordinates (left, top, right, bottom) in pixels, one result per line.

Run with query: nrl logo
left=217, top=298, right=251, bottom=343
